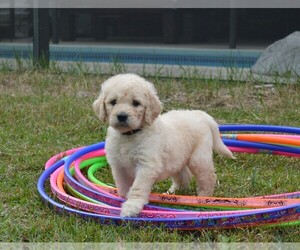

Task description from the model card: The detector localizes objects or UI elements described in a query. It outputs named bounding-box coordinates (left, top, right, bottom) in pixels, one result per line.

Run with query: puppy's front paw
left=121, top=200, right=143, bottom=217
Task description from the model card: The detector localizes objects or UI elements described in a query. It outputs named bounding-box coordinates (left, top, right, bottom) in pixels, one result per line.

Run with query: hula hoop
left=37, top=124, right=300, bottom=230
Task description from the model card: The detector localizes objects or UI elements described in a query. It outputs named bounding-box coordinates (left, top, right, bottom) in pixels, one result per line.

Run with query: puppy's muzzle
left=117, top=112, right=128, bottom=122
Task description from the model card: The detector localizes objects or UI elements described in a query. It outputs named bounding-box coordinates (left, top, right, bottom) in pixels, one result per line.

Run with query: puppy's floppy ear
left=144, top=88, right=162, bottom=126
left=92, top=91, right=107, bottom=122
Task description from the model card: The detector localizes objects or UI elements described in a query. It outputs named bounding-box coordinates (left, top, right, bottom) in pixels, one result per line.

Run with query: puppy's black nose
left=117, top=113, right=128, bottom=122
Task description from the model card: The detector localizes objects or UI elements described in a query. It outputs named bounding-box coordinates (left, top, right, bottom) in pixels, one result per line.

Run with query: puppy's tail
left=208, top=116, right=235, bottom=159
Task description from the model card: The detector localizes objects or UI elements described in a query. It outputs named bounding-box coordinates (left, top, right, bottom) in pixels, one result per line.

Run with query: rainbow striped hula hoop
left=37, top=124, right=300, bottom=230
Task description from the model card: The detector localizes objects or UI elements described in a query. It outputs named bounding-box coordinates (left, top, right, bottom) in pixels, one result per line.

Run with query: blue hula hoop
left=37, top=124, right=300, bottom=229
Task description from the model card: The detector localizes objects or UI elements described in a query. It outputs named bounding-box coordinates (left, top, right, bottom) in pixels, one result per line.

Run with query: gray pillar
left=51, top=9, right=59, bottom=44
left=229, top=9, right=237, bottom=49
left=163, top=11, right=178, bottom=44
left=33, top=8, right=50, bottom=67
left=9, top=8, right=15, bottom=42
left=182, top=13, right=193, bottom=43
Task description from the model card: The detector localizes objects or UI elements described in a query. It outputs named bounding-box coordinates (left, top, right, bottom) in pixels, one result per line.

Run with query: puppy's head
left=93, top=73, right=162, bottom=133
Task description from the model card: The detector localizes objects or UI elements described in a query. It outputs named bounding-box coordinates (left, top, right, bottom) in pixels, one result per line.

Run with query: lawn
left=0, top=67, right=299, bottom=243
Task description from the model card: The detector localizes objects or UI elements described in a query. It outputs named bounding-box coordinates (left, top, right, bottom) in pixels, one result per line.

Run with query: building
left=0, top=9, right=299, bottom=48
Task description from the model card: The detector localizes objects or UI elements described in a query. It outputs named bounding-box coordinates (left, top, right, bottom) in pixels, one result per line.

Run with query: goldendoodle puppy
left=93, top=73, right=234, bottom=217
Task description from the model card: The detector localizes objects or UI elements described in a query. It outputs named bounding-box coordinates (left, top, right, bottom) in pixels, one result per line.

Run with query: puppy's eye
left=132, top=100, right=140, bottom=107
left=110, top=99, right=117, bottom=106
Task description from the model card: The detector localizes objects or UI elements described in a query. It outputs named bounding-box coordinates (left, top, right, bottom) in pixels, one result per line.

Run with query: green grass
left=0, top=68, right=299, bottom=242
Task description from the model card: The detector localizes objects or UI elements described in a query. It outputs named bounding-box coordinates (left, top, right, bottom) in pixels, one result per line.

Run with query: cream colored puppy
left=93, top=73, right=234, bottom=217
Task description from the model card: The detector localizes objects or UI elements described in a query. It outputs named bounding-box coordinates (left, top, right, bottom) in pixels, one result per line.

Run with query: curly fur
left=93, top=73, right=234, bottom=217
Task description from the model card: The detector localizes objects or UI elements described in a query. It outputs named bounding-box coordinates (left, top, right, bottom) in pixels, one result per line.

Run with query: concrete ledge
left=1, top=57, right=298, bottom=84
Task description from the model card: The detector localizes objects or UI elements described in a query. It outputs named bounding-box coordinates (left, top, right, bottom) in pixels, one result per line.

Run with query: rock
left=251, top=31, right=300, bottom=77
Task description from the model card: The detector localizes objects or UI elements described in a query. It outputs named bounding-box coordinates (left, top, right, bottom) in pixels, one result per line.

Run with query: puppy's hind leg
left=188, top=146, right=217, bottom=197
left=168, top=167, right=192, bottom=194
